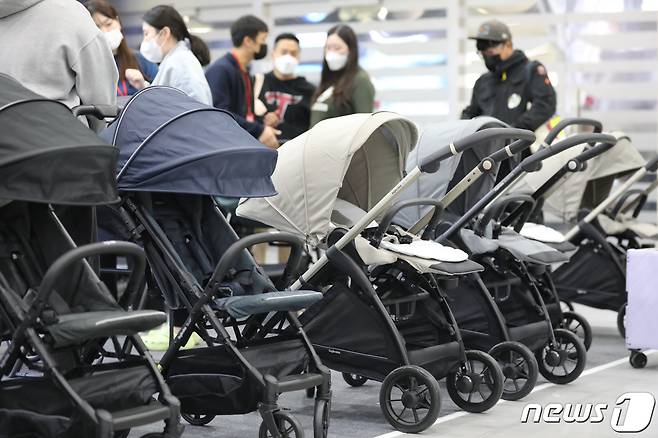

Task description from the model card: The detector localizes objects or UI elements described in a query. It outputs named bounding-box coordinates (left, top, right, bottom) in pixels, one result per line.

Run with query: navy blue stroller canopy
left=0, top=73, right=118, bottom=205
left=105, top=86, right=277, bottom=198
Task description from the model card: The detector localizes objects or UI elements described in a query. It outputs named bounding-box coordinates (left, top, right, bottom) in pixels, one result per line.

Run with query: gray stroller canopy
left=395, top=116, right=509, bottom=229
left=236, top=112, right=418, bottom=245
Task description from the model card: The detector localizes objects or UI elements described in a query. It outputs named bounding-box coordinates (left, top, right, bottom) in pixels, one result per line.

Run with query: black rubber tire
left=181, top=413, right=215, bottom=426
left=630, top=351, right=647, bottom=369
left=488, top=341, right=538, bottom=401
left=114, top=431, right=130, bottom=438
left=446, top=350, right=504, bottom=413
left=313, top=398, right=331, bottom=438
left=140, top=434, right=165, bottom=438
left=617, top=303, right=626, bottom=338
left=342, top=373, right=368, bottom=387
left=259, top=411, right=304, bottom=438
left=561, top=311, right=593, bottom=351
left=536, top=329, right=587, bottom=384
left=379, top=365, right=441, bottom=433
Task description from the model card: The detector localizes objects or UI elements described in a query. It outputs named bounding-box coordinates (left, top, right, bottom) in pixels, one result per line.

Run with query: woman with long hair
left=310, top=24, right=375, bottom=127
left=127, top=4, right=212, bottom=105
left=86, top=0, right=158, bottom=97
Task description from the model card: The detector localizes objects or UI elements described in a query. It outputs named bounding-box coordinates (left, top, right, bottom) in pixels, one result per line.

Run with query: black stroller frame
left=119, top=194, right=331, bottom=438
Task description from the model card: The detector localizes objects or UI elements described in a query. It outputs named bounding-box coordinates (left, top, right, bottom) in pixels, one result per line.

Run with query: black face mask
left=483, top=54, right=501, bottom=72
left=254, top=43, right=268, bottom=60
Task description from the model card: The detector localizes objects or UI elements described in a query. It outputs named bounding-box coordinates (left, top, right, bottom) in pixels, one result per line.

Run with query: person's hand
left=125, top=68, right=147, bottom=90
left=259, top=125, right=281, bottom=149
left=264, top=112, right=280, bottom=127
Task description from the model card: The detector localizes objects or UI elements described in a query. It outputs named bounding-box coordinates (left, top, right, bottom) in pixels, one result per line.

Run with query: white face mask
left=325, top=50, right=348, bottom=71
left=140, top=34, right=163, bottom=63
left=274, top=54, right=299, bottom=76
left=103, top=28, right=123, bottom=51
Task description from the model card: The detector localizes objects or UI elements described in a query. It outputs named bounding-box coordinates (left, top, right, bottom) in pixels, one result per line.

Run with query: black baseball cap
left=469, top=20, right=512, bottom=42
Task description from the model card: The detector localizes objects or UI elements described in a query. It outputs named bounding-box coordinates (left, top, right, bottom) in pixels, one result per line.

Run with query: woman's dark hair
left=230, top=15, right=269, bottom=47
left=313, top=25, right=360, bottom=112
left=143, top=5, right=210, bottom=66
left=85, top=0, right=140, bottom=81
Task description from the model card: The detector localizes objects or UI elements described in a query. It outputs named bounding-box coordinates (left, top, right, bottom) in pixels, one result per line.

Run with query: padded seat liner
left=214, top=290, right=323, bottom=319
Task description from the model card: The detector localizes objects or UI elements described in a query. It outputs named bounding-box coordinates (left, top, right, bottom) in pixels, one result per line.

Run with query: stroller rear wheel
left=379, top=365, right=441, bottom=433
left=617, top=303, right=626, bottom=338
left=488, top=341, right=538, bottom=401
left=342, top=373, right=368, bottom=387
left=259, top=411, right=304, bottom=438
left=313, top=398, right=331, bottom=438
left=630, top=351, right=647, bottom=369
left=446, top=350, right=504, bottom=413
left=181, top=413, right=215, bottom=426
left=536, top=329, right=586, bottom=384
left=561, top=311, right=593, bottom=350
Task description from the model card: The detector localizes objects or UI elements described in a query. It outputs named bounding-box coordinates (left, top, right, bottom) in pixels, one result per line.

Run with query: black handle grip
left=488, top=138, right=535, bottom=163
left=206, top=232, right=304, bottom=292
left=71, top=104, right=120, bottom=120
left=646, top=154, right=658, bottom=172
left=39, top=241, right=146, bottom=309
left=419, top=128, right=536, bottom=173
left=544, top=117, right=603, bottom=145
left=371, top=198, right=444, bottom=247
left=572, top=141, right=615, bottom=166
left=475, top=193, right=536, bottom=236
left=521, top=133, right=617, bottom=172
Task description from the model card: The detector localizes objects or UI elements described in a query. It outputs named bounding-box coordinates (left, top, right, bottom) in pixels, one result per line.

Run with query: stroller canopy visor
left=104, top=86, right=277, bottom=198
left=0, top=73, right=118, bottom=205
left=396, top=116, right=509, bottom=228
left=237, top=112, right=418, bottom=244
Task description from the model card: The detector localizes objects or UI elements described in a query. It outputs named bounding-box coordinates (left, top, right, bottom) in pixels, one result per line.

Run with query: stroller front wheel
left=447, top=350, right=504, bottom=413
left=488, top=341, right=538, bottom=401
left=342, top=373, right=368, bottom=387
left=379, top=365, right=441, bottom=433
left=617, top=303, right=626, bottom=338
left=536, top=329, right=586, bottom=384
left=259, top=411, right=304, bottom=438
left=561, top=311, right=593, bottom=350
left=313, top=398, right=331, bottom=438
left=181, top=413, right=215, bottom=426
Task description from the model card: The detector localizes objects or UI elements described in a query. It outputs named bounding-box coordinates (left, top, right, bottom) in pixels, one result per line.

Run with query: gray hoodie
left=0, top=0, right=118, bottom=132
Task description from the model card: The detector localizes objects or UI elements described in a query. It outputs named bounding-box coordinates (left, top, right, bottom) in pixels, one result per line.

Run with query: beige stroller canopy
left=237, top=112, right=418, bottom=245
left=513, top=132, right=644, bottom=221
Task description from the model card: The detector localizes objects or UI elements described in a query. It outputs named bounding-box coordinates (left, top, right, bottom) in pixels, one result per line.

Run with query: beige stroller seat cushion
left=519, top=222, right=566, bottom=243
left=379, top=238, right=469, bottom=262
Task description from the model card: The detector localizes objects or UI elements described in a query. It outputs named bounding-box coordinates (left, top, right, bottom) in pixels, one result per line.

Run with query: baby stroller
left=0, top=74, right=182, bottom=438
left=432, top=130, right=617, bottom=386
left=102, top=86, right=331, bottom=438
left=238, top=113, right=511, bottom=432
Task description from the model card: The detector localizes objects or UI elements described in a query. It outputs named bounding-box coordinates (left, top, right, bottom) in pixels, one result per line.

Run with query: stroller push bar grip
left=419, top=127, right=536, bottom=173
left=646, top=154, right=658, bottom=172
left=543, top=117, right=603, bottom=146
left=71, top=104, right=120, bottom=119
left=571, top=142, right=616, bottom=167
left=39, top=241, right=146, bottom=306
left=521, top=133, right=617, bottom=172
left=489, top=138, right=534, bottom=163
left=371, top=198, right=444, bottom=247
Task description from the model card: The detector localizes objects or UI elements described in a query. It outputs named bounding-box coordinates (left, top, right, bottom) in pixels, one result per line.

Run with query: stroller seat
left=519, top=223, right=577, bottom=253
left=496, top=228, right=570, bottom=265
left=214, top=290, right=323, bottom=319
left=46, top=310, right=166, bottom=348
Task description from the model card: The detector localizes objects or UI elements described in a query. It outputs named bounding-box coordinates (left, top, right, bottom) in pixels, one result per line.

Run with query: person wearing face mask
left=255, top=33, right=315, bottom=142
left=86, top=0, right=158, bottom=98
left=462, top=20, right=556, bottom=153
left=125, top=5, right=212, bottom=105
left=310, top=25, right=375, bottom=128
left=205, top=15, right=280, bottom=149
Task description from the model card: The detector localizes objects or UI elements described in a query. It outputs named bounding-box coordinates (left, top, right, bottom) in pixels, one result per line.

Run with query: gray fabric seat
left=459, top=228, right=499, bottom=255
left=542, top=240, right=577, bottom=253
left=497, top=228, right=570, bottom=265
left=46, top=310, right=166, bottom=348
left=214, top=291, right=323, bottom=319
left=428, top=259, right=484, bottom=276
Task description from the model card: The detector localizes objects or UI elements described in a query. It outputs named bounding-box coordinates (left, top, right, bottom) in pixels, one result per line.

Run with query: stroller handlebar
left=646, top=154, right=658, bottom=172
left=489, top=138, right=535, bottom=163
left=370, top=198, right=444, bottom=247
left=71, top=104, right=120, bottom=120
left=544, top=117, right=603, bottom=146
left=419, top=128, right=536, bottom=173
left=520, top=133, right=617, bottom=172
left=570, top=141, right=616, bottom=169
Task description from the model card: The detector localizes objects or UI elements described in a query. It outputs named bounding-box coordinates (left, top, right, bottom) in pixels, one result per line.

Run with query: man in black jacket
left=205, top=15, right=280, bottom=148
left=462, top=19, right=556, bottom=135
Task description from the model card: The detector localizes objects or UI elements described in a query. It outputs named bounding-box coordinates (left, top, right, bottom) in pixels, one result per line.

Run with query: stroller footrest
left=110, top=402, right=172, bottom=431
left=275, top=373, right=325, bottom=393
left=214, top=291, right=323, bottom=319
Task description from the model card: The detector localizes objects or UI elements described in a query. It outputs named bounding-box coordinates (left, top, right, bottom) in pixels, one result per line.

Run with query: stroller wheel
left=447, top=350, right=503, bottom=413
left=139, top=434, right=165, bottom=438
left=536, top=329, right=586, bottom=384
left=488, top=341, right=538, bottom=401
left=630, top=351, right=647, bottom=369
left=379, top=365, right=440, bottom=433
left=617, top=303, right=626, bottom=338
left=259, top=411, right=304, bottom=438
left=561, top=311, right=593, bottom=350
left=342, top=373, right=368, bottom=387
left=114, top=431, right=130, bottom=438
left=181, top=413, right=215, bottom=426
left=313, top=398, right=331, bottom=438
